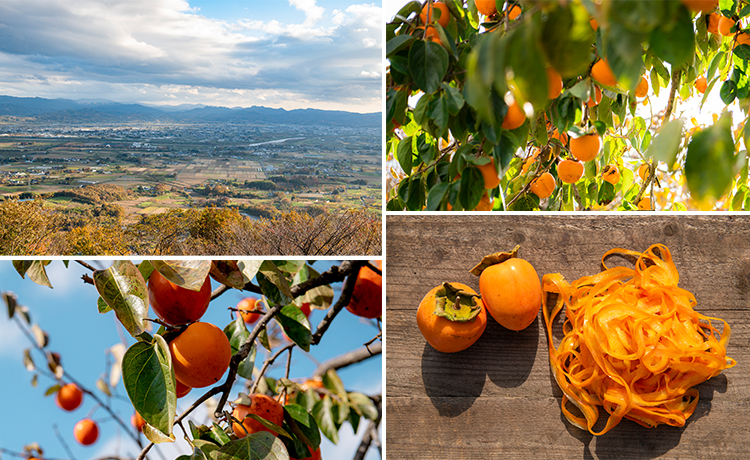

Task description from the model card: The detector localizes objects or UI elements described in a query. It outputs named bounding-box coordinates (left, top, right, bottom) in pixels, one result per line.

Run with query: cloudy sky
left=0, top=0, right=382, bottom=112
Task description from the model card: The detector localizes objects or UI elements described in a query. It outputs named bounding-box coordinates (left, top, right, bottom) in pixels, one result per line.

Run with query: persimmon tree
left=386, top=0, right=750, bottom=211
left=2, top=260, right=382, bottom=460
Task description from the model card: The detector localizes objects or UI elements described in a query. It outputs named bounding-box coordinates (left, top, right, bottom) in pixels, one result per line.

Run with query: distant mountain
left=0, top=95, right=381, bottom=128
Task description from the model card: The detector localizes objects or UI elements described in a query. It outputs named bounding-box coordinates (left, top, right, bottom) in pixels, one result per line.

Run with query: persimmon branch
left=250, top=343, right=295, bottom=395
left=312, top=342, right=382, bottom=378
left=353, top=395, right=382, bottom=460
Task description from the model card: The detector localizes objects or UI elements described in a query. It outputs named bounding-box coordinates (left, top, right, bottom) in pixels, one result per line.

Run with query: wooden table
left=386, top=215, right=750, bottom=459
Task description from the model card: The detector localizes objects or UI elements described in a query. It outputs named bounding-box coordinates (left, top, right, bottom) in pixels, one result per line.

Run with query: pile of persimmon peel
left=542, top=244, right=735, bottom=435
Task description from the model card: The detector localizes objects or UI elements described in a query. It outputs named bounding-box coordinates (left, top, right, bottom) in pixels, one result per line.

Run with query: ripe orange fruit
left=421, top=25, right=442, bottom=45
left=546, top=67, right=563, bottom=99
left=132, top=412, right=146, bottom=432
left=587, top=85, right=602, bottom=107
left=707, top=13, right=720, bottom=34
left=602, top=164, right=621, bottom=184
left=477, top=158, right=500, bottom=189
left=148, top=270, right=211, bottom=326
left=299, top=302, right=312, bottom=317
left=635, top=76, right=649, bottom=98
left=521, top=148, right=541, bottom=174
left=506, top=4, right=521, bottom=20
left=530, top=172, right=555, bottom=199
left=591, top=59, right=618, bottom=87
left=638, top=163, right=649, bottom=181
left=550, top=129, right=569, bottom=145
left=56, top=383, right=83, bottom=411
left=558, top=160, right=584, bottom=184
left=474, top=191, right=493, bottom=211
left=681, top=0, right=718, bottom=13
left=232, top=394, right=285, bottom=438
left=237, top=297, right=263, bottom=324
left=420, top=1, right=450, bottom=27
left=638, top=197, right=652, bottom=210
left=475, top=0, right=497, bottom=16
left=718, top=16, right=735, bottom=36
left=478, top=256, right=542, bottom=331
left=695, top=76, right=708, bottom=94
left=169, top=322, right=232, bottom=388
left=590, top=17, right=599, bottom=31
left=501, top=99, right=526, bottom=130
left=570, top=134, right=601, bottom=162
left=74, top=419, right=99, bottom=446
left=736, top=33, right=750, bottom=47
left=175, top=378, right=192, bottom=398
left=346, top=261, right=382, bottom=319
left=417, top=282, right=487, bottom=353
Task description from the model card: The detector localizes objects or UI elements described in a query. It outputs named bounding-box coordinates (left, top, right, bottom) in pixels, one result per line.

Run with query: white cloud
left=0, top=0, right=382, bottom=112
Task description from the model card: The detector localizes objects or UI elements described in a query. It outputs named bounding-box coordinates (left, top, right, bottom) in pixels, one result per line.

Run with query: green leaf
left=604, top=21, right=645, bottom=91
left=408, top=40, right=449, bottom=94
left=721, top=80, right=737, bottom=104
left=396, top=136, right=414, bottom=174
left=506, top=18, right=548, bottom=110
left=257, top=261, right=293, bottom=306
left=276, top=305, right=312, bottom=352
left=97, top=297, right=112, bottom=314
left=295, top=265, right=334, bottom=310
left=441, top=82, right=465, bottom=115
left=284, top=404, right=321, bottom=450
left=322, top=369, right=349, bottom=423
left=150, top=260, right=211, bottom=291
left=348, top=392, right=379, bottom=421
left=121, top=334, right=175, bottom=440
left=685, top=113, right=736, bottom=203
left=386, top=34, right=413, bottom=57
left=645, top=118, right=685, bottom=165
left=216, top=432, right=289, bottom=460
left=3, top=292, right=18, bottom=319
left=224, top=315, right=256, bottom=380
left=93, top=261, right=148, bottom=337
left=649, top=6, right=695, bottom=69
left=299, top=388, right=321, bottom=413
left=426, top=181, right=450, bottom=210
left=12, top=261, right=52, bottom=288
left=313, top=396, right=338, bottom=444
left=238, top=260, right=264, bottom=285
left=541, top=3, right=596, bottom=79
left=459, top=167, right=485, bottom=210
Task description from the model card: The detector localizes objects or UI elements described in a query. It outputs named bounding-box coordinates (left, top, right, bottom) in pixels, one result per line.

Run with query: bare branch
left=313, top=342, right=382, bottom=378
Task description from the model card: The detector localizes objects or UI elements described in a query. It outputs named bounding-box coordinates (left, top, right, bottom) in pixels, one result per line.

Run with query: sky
left=0, top=260, right=382, bottom=460
left=0, top=0, right=382, bottom=113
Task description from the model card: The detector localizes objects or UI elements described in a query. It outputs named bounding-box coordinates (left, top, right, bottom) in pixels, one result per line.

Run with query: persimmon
left=474, top=191, right=493, bottom=211
left=591, top=59, right=617, bottom=87
left=175, top=378, right=192, bottom=398
left=638, top=163, right=649, bottom=180
left=530, top=172, right=555, bottom=199
left=681, top=0, right=718, bottom=13
left=477, top=158, right=500, bottom=189
left=635, top=76, right=649, bottom=98
left=707, top=13, right=720, bottom=34
left=521, top=148, right=541, bottom=174
left=417, top=282, right=487, bottom=353
left=501, top=99, right=526, bottom=130
left=695, top=76, right=708, bottom=94
left=570, top=133, right=601, bottom=162
left=506, top=4, right=521, bottom=20
left=718, top=16, right=735, bottom=36
left=420, top=1, right=450, bottom=27
left=169, top=322, right=232, bottom=388
left=148, top=270, right=211, bottom=326
left=232, top=394, right=285, bottom=438
left=475, top=0, right=497, bottom=17
left=74, top=419, right=99, bottom=446
left=421, top=25, right=442, bottom=45
left=132, top=412, right=146, bottom=432
left=602, top=164, right=621, bottom=184
left=546, top=67, right=563, bottom=99
left=346, top=261, right=382, bottom=319
left=237, top=297, right=263, bottom=324
left=590, top=17, right=599, bottom=31
left=736, top=33, right=750, bottom=47
left=299, top=302, right=312, bottom=317
left=638, top=197, right=652, bottom=210
left=557, top=160, right=584, bottom=184
left=550, top=129, right=569, bottom=145
left=471, top=247, right=542, bottom=331
left=55, top=383, right=83, bottom=411
left=587, top=85, right=602, bottom=107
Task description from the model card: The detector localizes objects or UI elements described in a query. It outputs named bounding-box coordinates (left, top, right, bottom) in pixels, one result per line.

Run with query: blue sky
left=0, top=260, right=381, bottom=460
left=0, top=0, right=382, bottom=112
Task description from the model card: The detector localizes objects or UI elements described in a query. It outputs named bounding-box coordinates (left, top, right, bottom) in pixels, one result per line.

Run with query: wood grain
left=385, top=215, right=750, bottom=459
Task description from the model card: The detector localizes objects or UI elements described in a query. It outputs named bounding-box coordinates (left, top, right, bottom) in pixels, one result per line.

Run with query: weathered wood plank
left=386, top=215, right=750, bottom=459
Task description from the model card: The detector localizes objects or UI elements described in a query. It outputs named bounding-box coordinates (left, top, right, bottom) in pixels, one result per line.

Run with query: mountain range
left=0, top=95, right=381, bottom=128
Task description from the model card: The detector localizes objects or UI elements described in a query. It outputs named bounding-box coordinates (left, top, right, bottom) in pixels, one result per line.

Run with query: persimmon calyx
left=433, top=282, right=482, bottom=322
left=469, top=245, right=520, bottom=276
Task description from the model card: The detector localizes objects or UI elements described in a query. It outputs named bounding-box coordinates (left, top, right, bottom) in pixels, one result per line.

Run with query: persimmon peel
left=542, top=244, right=735, bottom=435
